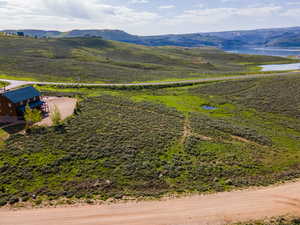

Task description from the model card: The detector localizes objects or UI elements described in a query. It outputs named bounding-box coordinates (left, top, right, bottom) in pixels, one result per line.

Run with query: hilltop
left=3, top=26, right=300, bottom=48
left=0, top=35, right=293, bottom=83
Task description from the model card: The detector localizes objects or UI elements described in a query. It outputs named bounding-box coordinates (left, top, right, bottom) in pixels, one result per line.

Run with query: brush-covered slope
left=0, top=35, right=293, bottom=83
left=266, top=33, right=300, bottom=47
left=2, top=75, right=300, bottom=205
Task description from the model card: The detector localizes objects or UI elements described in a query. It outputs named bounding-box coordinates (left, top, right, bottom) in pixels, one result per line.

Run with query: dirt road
left=1, top=181, right=300, bottom=225
left=1, top=71, right=300, bottom=91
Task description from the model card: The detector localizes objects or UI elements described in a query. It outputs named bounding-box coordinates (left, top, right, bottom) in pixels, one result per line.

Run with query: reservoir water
left=224, top=48, right=300, bottom=71
left=224, top=48, right=300, bottom=57
left=260, top=63, right=300, bottom=72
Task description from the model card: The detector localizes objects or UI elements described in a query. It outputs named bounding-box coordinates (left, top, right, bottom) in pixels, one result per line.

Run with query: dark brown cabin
left=0, top=86, right=44, bottom=123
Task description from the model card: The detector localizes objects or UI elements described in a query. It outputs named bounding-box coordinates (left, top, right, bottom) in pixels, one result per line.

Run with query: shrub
left=34, top=199, right=42, bottom=205
left=0, top=200, right=7, bottom=206
left=51, top=105, right=62, bottom=126
left=24, top=105, right=42, bottom=129
left=8, top=197, right=19, bottom=205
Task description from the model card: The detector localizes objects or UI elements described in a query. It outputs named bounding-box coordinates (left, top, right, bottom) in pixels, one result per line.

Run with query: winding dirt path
left=1, top=181, right=300, bottom=225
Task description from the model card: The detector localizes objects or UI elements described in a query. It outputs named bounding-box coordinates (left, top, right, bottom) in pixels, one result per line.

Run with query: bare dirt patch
left=231, top=135, right=262, bottom=146
left=1, top=181, right=300, bottom=225
left=181, top=117, right=213, bottom=144
left=38, top=97, right=77, bottom=126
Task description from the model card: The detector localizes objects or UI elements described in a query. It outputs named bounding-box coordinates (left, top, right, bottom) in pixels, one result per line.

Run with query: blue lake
left=260, top=63, right=300, bottom=72
left=224, top=48, right=300, bottom=57
left=224, top=47, right=300, bottom=71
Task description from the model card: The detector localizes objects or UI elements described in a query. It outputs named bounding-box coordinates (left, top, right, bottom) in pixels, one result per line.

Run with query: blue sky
left=0, top=0, right=299, bottom=35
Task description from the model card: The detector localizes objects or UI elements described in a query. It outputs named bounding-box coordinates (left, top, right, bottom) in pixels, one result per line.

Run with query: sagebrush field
left=1, top=75, right=300, bottom=206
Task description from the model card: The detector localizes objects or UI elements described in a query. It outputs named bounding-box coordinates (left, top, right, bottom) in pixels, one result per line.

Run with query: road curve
left=1, top=181, right=300, bottom=225
left=1, top=71, right=300, bottom=90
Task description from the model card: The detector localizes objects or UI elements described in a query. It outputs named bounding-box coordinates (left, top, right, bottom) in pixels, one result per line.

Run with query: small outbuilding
left=0, top=86, right=46, bottom=123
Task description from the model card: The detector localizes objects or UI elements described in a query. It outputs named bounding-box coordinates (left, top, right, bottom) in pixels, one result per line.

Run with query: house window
left=8, top=103, right=12, bottom=108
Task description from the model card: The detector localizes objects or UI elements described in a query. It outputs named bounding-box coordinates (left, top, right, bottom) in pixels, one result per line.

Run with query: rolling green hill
left=0, top=35, right=295, bottom=83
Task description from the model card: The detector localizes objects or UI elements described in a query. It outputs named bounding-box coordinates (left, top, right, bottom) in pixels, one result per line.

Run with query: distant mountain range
left=2, top=27, right=300, bottom=49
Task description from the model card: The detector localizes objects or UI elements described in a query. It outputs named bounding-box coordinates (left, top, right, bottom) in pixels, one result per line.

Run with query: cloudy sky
left=0, top=0, right=300, bottom=35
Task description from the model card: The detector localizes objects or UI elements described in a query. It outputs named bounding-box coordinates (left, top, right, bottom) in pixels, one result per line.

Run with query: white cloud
left=163, top=6, right=283, bottom=26
left=236, top=6, right=282, bottom=16
left=286, top=1, right=300, bottom=6
left=0, top=0, right=299, bottom=35
left=159, top=5, right=175, bottom=9
left=196, top=4, right=205, bottom=8
left=281, top=8, right=300, bottom=17
left=0, top=0, right=160, bottom=32
left=129, top=0, right=149, bottom=4
left=0, top=0, right=7, bottom=7
left=221, top=0, right=236, bottom=2
left=163, top=8, right=234, bottom=26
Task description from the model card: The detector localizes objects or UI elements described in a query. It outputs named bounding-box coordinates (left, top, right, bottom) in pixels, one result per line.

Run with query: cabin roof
left=2, top=86, right=41, bottom=104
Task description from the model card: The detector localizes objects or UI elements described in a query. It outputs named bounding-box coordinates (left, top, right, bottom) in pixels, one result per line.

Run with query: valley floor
left=1, top=180, right=300, bottom=225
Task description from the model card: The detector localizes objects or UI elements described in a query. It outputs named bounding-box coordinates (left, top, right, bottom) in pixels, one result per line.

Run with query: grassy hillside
left=1, top=75, right=300, bottom=206
left=0, top=35, right=295, bottom=83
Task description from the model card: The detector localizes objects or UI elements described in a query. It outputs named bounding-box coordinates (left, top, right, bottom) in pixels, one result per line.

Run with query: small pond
left=202, top=105, right=217, bottom=110
left=260, top=63, right=300, bottom=72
